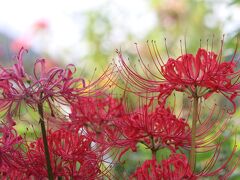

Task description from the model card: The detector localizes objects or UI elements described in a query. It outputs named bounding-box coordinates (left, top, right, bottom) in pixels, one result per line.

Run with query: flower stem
left=38, top=102, right=54, bottom=180
left=190, top=96, right=198, bottom=171
left=152, top=150, right=157, bottom=160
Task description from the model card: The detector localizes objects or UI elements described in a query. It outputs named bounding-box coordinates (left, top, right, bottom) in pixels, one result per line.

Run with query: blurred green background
left=0, top=0, right=239, bottom=178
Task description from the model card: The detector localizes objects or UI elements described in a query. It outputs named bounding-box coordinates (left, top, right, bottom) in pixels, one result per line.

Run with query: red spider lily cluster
left=131, top=154, right=194, bottom=179
left=0, top=40, right=240, bottom=179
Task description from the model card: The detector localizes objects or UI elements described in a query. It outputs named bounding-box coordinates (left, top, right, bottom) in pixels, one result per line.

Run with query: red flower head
left=116, top=42, right=240, bottom=112
left=131, top=153, right=195, bottom=180
left=131, top=150, right=238, bottom=179
left=67, top=94, right=125, bottom=147
left=161, top=48, right=239, bottom=105
left=0, top=124, right=25, bottom=177
left=0, top=48, right=102, bottom=119
left=2, top=129, right=103, bottom=179
left=114, top=102, right=191, bottom=156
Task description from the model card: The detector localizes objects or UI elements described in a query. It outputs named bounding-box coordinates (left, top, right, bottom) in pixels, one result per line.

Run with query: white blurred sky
left=0, top=0, right=239, bottom=63
left=0, top=0, right=156, bottom=62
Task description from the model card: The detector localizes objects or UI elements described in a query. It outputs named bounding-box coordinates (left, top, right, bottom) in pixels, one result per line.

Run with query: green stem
left=150, top=136, right=157, bottom=160
left=152, top=150, right=157, bottom=160
left=189, top=97, right=198, bottom=171
left=38, top=102, right=54, bottom=180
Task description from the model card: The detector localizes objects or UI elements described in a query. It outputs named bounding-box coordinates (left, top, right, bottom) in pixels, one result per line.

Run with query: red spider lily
left=116, top=43, right=240, bottom=112
left=0, top=48, right=107, bottom=118
left=26, top=129, right=102, bottom=179
left=161, top=48, right=239, bottom=109
left=0, top=124, right=25, bottom=177
left=131, top=153, right=195, bottom=180
left=65, top=94, right=125, bottom=151
left=131, top=150, right=238, bottom=180
left=68, top=95, right=124, bottom=132
left=2, top=129, right=103, bottom=179
left=116, top=42, right=240, bottom=177
left=0, top=48, right=114, bottom=179
left=114, top=102, right=191, bottom=156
